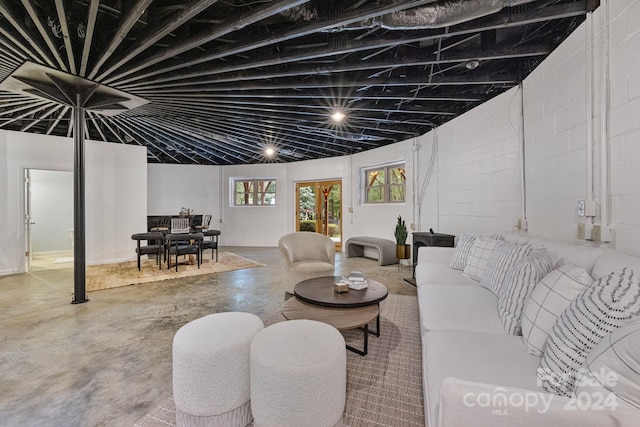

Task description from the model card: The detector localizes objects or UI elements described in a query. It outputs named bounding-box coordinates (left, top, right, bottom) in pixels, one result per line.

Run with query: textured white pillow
left=574, top=320, right=640, bottom=410
left=480, top=242, right=532, bottom=296
left=521, top=264, right=593, bottom=356
left=539, top=268, right=640, bottom=397
left=448, top=233, right=477, bottom=271
left=463, top=237, right=501, bottom=282
left=497, top=247, right=553, bottom=335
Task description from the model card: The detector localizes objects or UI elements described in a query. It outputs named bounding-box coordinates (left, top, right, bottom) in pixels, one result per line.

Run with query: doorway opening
left=295, top=180, right=342, bottom=251
left=24, top=169, right=74, bottom=272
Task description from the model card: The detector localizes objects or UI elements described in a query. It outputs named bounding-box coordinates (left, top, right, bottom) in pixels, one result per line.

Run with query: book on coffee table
left=347, top=271, right=366, bottom=282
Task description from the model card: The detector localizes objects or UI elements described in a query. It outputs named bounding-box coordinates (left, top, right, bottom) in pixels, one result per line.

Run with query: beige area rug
left=134, top=294, right=425, bottom=427
left=86, top=252, right=264, bottom=292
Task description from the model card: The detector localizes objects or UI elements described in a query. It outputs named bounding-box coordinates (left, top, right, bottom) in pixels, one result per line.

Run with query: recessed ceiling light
left=331, top=111, right=345, bottom=122
left=265, top=147, right=275, bottom=156
left=465, top=60, right=480, bottom=70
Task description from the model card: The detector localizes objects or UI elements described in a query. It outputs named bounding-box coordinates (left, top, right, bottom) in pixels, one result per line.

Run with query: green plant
left=394, top=215, right=407, bottom=245
left=300, top=220, right=316, bottom=232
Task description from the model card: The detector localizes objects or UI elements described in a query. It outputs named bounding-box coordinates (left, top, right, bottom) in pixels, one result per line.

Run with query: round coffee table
left=282, top=276, right=388, bottom=356
left=294, top=276, right=388, bottom=308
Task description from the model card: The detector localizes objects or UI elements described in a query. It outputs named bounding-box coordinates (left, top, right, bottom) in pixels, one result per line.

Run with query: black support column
left=72, top=93, right=88, bottom=304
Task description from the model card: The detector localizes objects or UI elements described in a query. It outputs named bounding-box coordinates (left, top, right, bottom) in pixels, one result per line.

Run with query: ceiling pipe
left=339, top=0, right=537, bottom=30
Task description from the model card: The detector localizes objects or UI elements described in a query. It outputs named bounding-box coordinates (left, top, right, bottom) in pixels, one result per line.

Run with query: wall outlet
left=577, top=223, right=585, bottom=240
left=219, top=218, right=224, bottom=223
left=410, top=223, right=416, bottom=230
left=517, top=218, right=528, bottom=230
left=592, top=224, right=612, bottom=243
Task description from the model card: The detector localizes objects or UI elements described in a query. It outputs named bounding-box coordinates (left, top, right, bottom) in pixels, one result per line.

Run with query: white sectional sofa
left=415, top=234, right=640, bottom=427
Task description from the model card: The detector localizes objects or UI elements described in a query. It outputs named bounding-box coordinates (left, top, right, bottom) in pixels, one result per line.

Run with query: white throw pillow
left=538, top=268, right=640, bottom=397
left=521, top=264, right=593, bottom=356
left=480, top=242, right=532, bottom=296
left=448, top=233, right=477, bottom=271
left=574, top=319, right=640, bottom=410
left=497, top=247, right=553, bottom=336
left=463, top=237, right=501, bottom=281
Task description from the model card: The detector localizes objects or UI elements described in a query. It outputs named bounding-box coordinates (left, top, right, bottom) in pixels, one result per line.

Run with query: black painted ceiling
left=0, top=0, right=596, bottom=165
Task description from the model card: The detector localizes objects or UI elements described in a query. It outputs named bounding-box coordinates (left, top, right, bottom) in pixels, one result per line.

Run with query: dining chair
left=194, top=215, right=212, bottom=232
left=131, top=232, right=164, bottom=270
left=166, top=232, right=204, bottom=272
left=150, top=216, right=171, bottom=232
left=202, top=229, right=220, bottom=261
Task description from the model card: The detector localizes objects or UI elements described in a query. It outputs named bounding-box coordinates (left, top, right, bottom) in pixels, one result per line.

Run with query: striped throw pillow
left=448, top=233, right=477, bottom=271
left=463, top=237, right=501, bottom=282
left=538, top=268, right=640, bottom=397
left=480, top=242, right=533, bottom=295
left=521, top=264, right=593, bottom=356
left=497, top=247, right=553, bottom=335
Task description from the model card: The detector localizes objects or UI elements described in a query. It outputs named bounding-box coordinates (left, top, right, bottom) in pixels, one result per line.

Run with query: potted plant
left=394, top=215, right=410, bottom=259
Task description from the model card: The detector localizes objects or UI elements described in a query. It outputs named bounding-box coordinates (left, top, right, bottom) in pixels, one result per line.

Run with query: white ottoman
left=173, top=312, right=264, bottom=427
left=250, top=319, right=346, bottom=427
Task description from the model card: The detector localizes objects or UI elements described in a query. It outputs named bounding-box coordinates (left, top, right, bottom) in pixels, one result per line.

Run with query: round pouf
left=173, top=312, right=264, bottom=427
left=250, top=319, right=346, bottom=427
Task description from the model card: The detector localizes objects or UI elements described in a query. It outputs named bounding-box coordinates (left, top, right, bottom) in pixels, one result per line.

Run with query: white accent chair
left=278, top=232, right=336, bottom=296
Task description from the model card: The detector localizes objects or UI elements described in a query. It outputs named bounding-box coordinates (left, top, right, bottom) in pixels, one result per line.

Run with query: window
left=363, top=163, right=406, bottom=203
left=233, top=179, right=276, bottom=205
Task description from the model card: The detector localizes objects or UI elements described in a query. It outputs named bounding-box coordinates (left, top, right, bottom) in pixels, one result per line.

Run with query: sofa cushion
left=521, top=264, right=593, bottom=356
left=422, top=330, right=542, bottom=427
left=539, top=267, right=640, bottom=397
left=415, top=263, right=478, bottom=287
left=417, top=285, right=504, bottom=336
left=528, top=238, right=602, bottom=273
left=498, top=248, right=554, bottom=335
left=463, top=237, right=502, bottom=281
left=449, top=232, right=477, bottom=270
left=575, top=319, right=640, bottom=410
left=591, top=251, right=640, bottom=280
left=480, top=242, right=533, bottom=295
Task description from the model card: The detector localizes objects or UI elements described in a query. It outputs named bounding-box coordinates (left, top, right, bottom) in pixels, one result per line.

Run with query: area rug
left=86, top=252, right=264, bottom=292
left=134, top=294, right=424, bottom=427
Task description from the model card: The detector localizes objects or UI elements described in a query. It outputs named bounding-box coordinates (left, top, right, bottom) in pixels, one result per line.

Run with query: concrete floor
left=0, top=246, right=417, bottom=427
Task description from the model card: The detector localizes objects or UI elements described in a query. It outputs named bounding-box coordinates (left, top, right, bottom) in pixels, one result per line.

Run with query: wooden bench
left=345, top=236, right=397, bottom=266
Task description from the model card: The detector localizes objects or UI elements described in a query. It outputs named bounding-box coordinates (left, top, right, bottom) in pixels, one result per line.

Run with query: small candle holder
left=334, top=282, right=348, bottom=293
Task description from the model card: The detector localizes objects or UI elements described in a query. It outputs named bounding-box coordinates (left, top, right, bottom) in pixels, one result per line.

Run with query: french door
left=295, top=180, right=342, bottom=251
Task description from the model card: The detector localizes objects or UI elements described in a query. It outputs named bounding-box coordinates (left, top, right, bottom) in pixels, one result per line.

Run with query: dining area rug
left=85, top=252, right=264, bottom=292
left=134, top=294, right=425, bottom=427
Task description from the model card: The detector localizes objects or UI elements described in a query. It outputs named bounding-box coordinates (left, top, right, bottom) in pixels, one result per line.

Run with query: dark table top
left=294, top=276, right=388, bottom=308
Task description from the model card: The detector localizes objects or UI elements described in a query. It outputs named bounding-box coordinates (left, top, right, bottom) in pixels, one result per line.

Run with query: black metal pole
left=72, top=93, right=88, bottom=304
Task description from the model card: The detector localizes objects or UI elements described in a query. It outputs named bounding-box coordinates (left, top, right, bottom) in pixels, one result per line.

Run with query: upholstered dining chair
left=131, top=232, right=164, bottom=271
left=194, top=215, right=212, bottom=232
left=165, top=232, right=204, bottom=272
left=202, top=229, right=220, bottom=261
left=278, top=232, right=336, bottom=297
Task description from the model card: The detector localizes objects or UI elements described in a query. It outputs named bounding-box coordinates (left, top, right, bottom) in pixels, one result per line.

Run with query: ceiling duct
left=280, top=4, right=319, bottom=22
left=381, top=0, right=536, bottom=29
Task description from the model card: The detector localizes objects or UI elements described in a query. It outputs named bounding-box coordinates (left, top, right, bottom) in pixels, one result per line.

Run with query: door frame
left=295, top=179, right=342, bottom=251
left=23, top=167, right=73, bottom=272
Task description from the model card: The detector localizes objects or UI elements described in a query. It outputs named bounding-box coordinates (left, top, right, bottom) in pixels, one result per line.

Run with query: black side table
left=407, top=231, right=455, bottom=283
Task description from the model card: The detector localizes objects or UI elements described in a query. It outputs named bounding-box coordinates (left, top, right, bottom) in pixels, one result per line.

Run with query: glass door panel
left=295, top=180, right=342, bottom=251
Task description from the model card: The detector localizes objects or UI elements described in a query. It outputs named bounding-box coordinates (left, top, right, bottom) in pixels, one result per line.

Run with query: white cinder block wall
left=608, top=0, right=640, bottom=257
left=433, top=88, right=524, bottom=236
left=523, top=14, right=589, bottom=243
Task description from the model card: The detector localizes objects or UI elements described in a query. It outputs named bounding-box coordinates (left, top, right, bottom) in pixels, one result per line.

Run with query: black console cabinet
left=412, top=231, right=455, bottom=278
